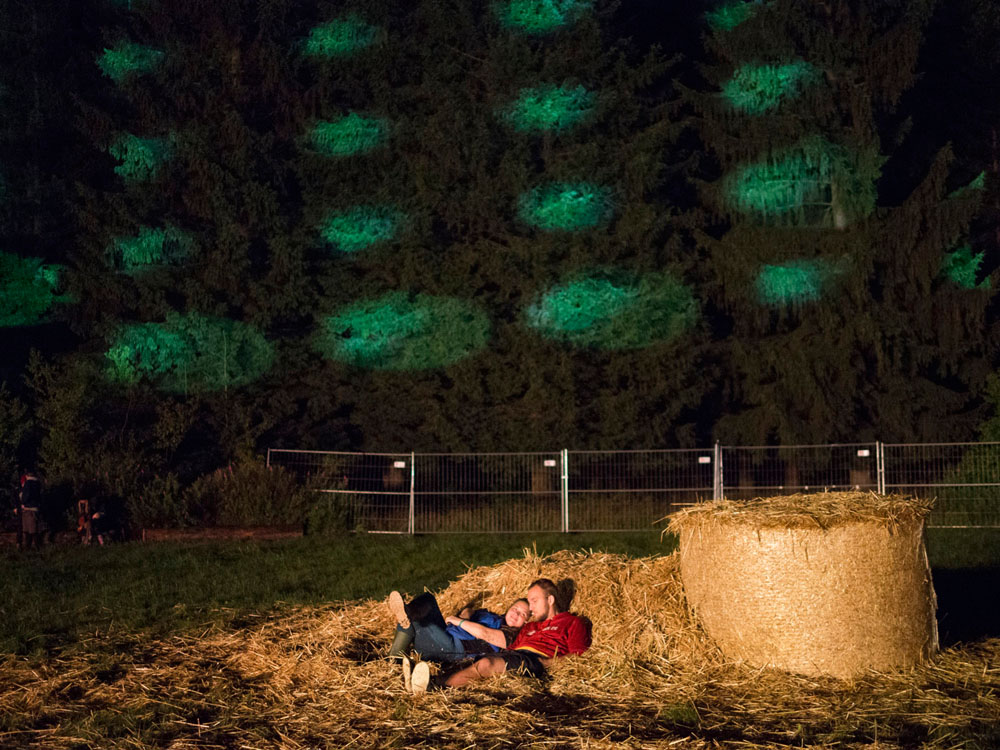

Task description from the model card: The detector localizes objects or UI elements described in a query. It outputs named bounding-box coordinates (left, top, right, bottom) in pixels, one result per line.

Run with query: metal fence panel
left=412, top=453, right=562, bottom=533
left=719, top=444, right=879, bottom=499
left=883, top=442, right=1000, bottom=528
left=268, top=442, right=1000, bottom=532
left=566, top=449, right=714, bottom=531
left=267, top=449, right=412, bottom=533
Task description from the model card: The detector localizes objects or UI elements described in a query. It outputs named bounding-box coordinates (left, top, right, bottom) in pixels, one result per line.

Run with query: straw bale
left=668, top=492, right=939, bottom=679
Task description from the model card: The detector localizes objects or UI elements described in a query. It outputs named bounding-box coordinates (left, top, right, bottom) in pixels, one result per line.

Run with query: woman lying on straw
left=387, top=590, right=529, bottom=668
left=400, top=578, right=591, bottom=694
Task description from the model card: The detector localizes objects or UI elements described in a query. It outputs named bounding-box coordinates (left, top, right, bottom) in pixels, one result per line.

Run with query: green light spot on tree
left=303, top=16, right=378, bottom=58
left=496, top=0, right=592, bottom=34
left=317, top=293, right=490, bottom=370
left=106, top=313, right=274, bottom=393
left=310, top=113, right=389, bottom=156
left=0, top=253, right=67, bottom=327
left=755, top=259, right=839, bottom=305
left=97, top=43, right=164, bottom=83
left=726, top=137, right=879, bottom=227
left=518, top=182, right=614, bottom=231
left=320, top=206, right=401, bottom=253
left=722, top=61, right=817, bottom=114
left=705, top=1, right=762, bottom=32
left=948, top=171, right=986, bottom=199
left=526, top=272, right=698, bottom=349
left=501, top=84, right=595, bottom=132
left=109, top=226, right=192, bottom=273
left=109, top=133, right=173, bottom=182
left=942, top=246, right=990, bottom=290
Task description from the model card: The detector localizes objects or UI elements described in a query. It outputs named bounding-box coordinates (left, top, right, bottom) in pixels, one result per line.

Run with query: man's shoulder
left=552, top=611, right=583, bottom=624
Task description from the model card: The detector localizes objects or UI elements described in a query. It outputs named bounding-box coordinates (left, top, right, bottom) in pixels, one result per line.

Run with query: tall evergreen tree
left=0, top=0, right=95, bottom=491
left=294, top=0, right=710, bottom=451
left=690, top=0, right=996, bottom=444
left=70, top=0, right=313, bottom=480
left=0, top=0, right=86, bottom=350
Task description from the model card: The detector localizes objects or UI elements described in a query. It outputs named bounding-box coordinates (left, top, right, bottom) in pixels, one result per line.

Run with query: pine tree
left=0, top=0, right=87, bottom=349
left=70, top=0, right=314, bottom=477
left=690, top=0, right=996, bottom=444
left=294, top=0, right=710, bottom=451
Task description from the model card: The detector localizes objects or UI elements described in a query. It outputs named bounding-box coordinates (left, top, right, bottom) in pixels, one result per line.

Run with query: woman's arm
left=444, top=616, right=507, bottom=649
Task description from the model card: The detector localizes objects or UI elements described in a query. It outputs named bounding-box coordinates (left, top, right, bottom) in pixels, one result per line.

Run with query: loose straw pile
left=0, top=543, right=996, bottom=749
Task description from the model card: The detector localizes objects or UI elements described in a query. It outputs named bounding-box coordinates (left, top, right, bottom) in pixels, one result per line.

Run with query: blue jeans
left=400, top=593, right=467, bottom=662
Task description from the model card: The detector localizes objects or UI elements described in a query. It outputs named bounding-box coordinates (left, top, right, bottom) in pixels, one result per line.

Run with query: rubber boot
left=389, top=626, right=414, bottom=659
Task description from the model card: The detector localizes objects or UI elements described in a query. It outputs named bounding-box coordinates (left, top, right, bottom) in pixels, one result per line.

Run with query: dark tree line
left=2, top=0, right=1000, bottom=509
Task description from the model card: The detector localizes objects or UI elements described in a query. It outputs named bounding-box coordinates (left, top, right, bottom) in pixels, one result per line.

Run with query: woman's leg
left=389, top=624, right=414, bottom=658
left=407, top=593, right=465, bottom=661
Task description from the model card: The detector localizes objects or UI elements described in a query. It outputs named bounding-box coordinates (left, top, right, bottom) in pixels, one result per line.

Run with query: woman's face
left=505, top=600, right=530, bottom=627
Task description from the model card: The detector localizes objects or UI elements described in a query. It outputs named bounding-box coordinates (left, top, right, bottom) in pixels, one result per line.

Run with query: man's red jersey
left=510, top=611, right=590, bottom=658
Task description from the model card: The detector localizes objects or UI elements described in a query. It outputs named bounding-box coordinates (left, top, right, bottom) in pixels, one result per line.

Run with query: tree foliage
left=691, top=0, right=996, bottom=443
left=2, top=0, right=999, bottom=513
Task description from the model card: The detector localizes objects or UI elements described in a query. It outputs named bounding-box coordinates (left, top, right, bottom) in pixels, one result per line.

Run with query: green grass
left=0, top=531, right=671, bottom=655
left=924, top=528, right=1000, bottom=569
left=1, top=527, right=996, bottom=657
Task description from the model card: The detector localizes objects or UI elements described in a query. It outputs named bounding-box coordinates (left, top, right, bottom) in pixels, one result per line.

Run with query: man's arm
left=443, top=615, right=507, bottom=649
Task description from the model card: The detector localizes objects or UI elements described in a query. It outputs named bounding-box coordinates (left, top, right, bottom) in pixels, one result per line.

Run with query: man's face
left=526, top=585, right=554, bottom=622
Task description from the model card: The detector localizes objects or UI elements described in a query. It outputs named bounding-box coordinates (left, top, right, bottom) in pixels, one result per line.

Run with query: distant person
left=433, top=578, right=590, bottom=693
left=76, top=498, right=93, bottom=545
left=89, top=494, right=128, bottom=545
left=18, top=470, right=44, bottom=550
left=386, top=590, right=529, bottom=692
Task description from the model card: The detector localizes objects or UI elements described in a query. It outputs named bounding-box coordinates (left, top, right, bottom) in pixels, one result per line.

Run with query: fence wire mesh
left=718, top=444, right=879, bottom=499
left=267, top=442, right=1000, bottom=532
left=413, top=453, right=562, bottom=533
left=566, top=449, right=714, bottom=531
left=883, top=442, right=1000, bottom=527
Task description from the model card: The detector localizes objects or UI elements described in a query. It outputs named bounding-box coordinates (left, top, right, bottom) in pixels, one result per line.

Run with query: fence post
left=561, top=449, right=569, bottom=533
left=713, top=442, right=722, bottom=501
left=266, top=448, right=271, bottom=469
left=408, top=451, right=415, bottom=535
left=876, top=441, right=885, bottom=495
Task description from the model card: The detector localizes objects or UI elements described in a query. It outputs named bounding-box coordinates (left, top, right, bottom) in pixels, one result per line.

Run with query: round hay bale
left=668, top=492, right=938, bottom=679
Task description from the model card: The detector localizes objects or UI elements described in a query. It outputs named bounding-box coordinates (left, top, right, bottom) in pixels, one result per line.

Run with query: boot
left=389, top=626, right=414, bottom=659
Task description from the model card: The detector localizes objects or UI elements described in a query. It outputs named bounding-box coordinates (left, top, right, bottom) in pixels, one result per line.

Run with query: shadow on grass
left=933, top=567, right=1000, bottom=646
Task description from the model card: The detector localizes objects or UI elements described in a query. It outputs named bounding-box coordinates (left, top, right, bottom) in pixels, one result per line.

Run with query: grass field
left=1, top=528, right=998, bottom=749
left=1, top=528, right=998, bottom=656
left=0, top=531, right=678, bottom=656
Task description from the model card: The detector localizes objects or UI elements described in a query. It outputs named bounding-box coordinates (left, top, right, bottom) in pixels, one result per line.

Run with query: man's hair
left=528, top=578, right=561, bottom=613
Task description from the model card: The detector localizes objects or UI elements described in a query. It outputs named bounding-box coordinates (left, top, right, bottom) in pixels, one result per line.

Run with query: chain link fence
left=267, top=442, right=1000, bottom=533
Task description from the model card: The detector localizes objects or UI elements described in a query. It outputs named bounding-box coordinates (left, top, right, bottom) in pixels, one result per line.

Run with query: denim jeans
left=400, top=592, right=467, bottom=661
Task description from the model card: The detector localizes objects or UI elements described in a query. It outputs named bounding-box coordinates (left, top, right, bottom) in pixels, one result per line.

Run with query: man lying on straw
left=401, top=578, right=591, bottom=694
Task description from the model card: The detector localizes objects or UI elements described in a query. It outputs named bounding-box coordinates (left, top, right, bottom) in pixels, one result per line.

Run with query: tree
left=689, top=0, right=996, bottom=444
left=293, top=0, right=711, bottom=450
left=70, top=0, right=316, bottom=475
left=0, top=0, right=92, bottom=388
